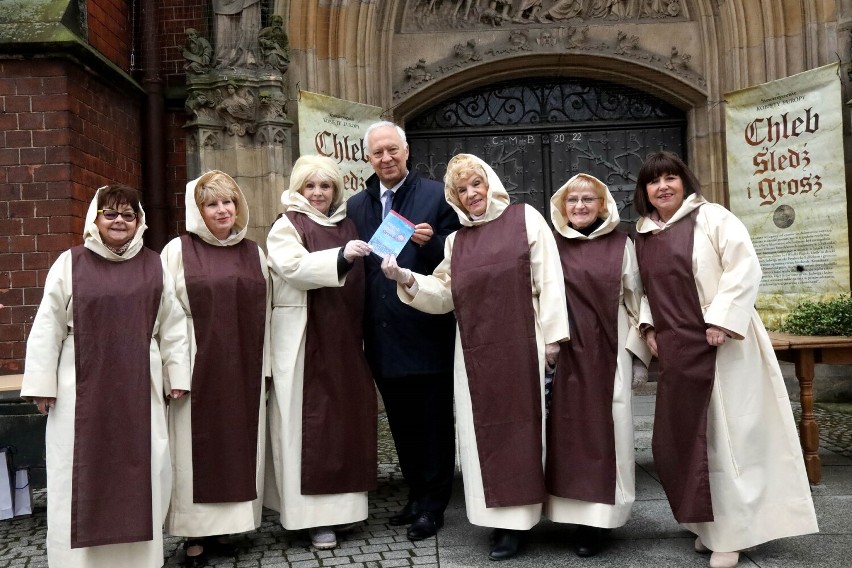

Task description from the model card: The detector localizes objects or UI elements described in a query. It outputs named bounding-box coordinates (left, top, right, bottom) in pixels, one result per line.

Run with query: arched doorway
left=405, top=77, right=687, bottom=224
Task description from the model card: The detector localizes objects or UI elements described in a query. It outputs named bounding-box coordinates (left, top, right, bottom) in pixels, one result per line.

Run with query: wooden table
left=769, top=332, right=852, bottom=484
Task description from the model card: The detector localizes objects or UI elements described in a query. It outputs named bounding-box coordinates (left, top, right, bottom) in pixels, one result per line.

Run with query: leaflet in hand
left=369, top=210, right=416, bottom=259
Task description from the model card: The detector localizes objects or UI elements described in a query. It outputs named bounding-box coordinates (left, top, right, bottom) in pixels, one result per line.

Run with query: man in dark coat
left=347, top=121, right=459, bottom=541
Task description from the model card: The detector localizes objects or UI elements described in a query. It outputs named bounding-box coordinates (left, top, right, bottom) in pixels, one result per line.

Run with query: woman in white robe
left=161, top=171, right=269, bottom=565
left=264, top=155, right=374, bottom=550
left=22, top=185, right=190, bottom=568
left=382, top=154, right=569, bottom=561
left=545, top=173, right=651, bottom=556
left=633, top=151, right=818, bottom=568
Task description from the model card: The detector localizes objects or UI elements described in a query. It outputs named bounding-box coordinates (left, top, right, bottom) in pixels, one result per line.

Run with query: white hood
left=444, top=154, right=511, bottom=227
left=550, top=173, right=620, bottom=240
left=184, top=170, right=249, bottom=246
left=83, top=186, right=148, bottom=261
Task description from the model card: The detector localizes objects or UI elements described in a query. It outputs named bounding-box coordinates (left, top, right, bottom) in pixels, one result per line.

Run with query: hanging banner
left=725, top=62, right=850, bottom=327
left=298, top=91, right=383, bottom=198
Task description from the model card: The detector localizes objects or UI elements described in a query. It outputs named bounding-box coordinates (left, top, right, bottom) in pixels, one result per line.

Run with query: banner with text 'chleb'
left=298, top=91, right=383, bottom=199
left=725, top=62, right=849, bottom=327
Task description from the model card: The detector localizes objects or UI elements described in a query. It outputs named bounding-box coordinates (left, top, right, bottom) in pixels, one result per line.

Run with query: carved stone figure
left=216, top=82, right=256, bottom=135
left=258, top=90, right=288, bottom=121
left=587, top=0, right=619, bottom=19
left=258, top=15, right=290, bottom=72
left=665, top=46, right=691, bottom=70
left=454, top=39, right=481, bottom=62
left=404, top=59, right=434, bottom=85
left=537, top=0, right=583, bottom=22
left=513, top=0, right=542, bottom=23
left=213, top=0, right=261, bottom=69
left=183, top=28, right=213, bottom=74
left=614, top=30, right=639, bottom=54
left=564, top=25, right=589, bottom=48
left=537, top=29, right=557, bottom=47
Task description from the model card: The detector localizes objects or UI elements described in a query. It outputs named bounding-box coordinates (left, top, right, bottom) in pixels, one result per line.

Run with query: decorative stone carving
left=394, top=26, right=706, bottom=99
left=258, top=15, right=290, bottom=73
left=183, top=28, right=213, bottom=75
left=258, top=89, right=288, bottom=121
left=213, top=0, right=262, bottom=69
left=401, top=0, right=687, bottom=32
left=216, top=82, right=257, bottom=136
left=665, top=46, right=691, bottom=71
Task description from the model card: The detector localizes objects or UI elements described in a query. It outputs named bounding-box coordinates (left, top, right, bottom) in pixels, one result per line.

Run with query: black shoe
left=574, top=526, right=608, bottom=558
left=183, top=539, right=206, bottom=567
left=489, top=529, right=522, bottom=561
left=203, top=535, right=238, bottom=557
left=406, top=511, right=444, bottom=540
left=389, top=501, right=422, bottom=526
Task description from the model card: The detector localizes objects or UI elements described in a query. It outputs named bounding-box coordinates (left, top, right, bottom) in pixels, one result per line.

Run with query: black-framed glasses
left=565, top=196, right=601, bottom=207
left=97, top=209, right=137, bottom=222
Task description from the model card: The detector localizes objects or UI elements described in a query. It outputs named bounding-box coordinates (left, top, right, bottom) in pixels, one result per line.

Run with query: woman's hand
left=343, top=240, right=371, bottom=262
left=34, top=397, right=56, bottom=416
left=644, top=327, right=658, bottom=357
left=381, top=255, right=414, bottom=287
left=411, top=223, right=434, bottom=246
left=706, top=325, right=729, bottom=347
left=545, top=342, right=560, bottom=366
left=170, top=389, right=188, bottom=400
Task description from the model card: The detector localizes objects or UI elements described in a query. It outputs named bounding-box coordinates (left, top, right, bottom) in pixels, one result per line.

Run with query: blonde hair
left=194, top=171, right=240, bottom=211
left=444, top=154, right=489, bottom=194
left=289, top=155, right=344, bottom=209
left=563, top=173, right=609, bottom=219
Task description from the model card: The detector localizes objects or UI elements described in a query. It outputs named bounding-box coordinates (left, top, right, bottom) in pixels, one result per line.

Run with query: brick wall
left=0, top=59, right=142, bottom=374
left=161, top=0, right=206, bottom=84
left=87, top=0, right=133, bottom=72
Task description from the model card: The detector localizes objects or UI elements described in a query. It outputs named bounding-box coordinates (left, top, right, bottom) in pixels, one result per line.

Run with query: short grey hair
left=364, top=121, right=407, bottom=154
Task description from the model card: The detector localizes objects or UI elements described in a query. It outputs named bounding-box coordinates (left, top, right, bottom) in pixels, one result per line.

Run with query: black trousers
left=375, top=371, right=455, bottom=514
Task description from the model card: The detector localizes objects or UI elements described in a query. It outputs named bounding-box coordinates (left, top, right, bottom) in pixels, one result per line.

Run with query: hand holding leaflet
left=368, top=210, right=416, bottom=260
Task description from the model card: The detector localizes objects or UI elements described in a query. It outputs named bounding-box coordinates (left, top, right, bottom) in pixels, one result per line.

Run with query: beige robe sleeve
left=21, top=250, right=73, bottom=399
left=524, top=205, right=569, bottom=344
left=256, top=246, right=272, bottom=379
left=267, top=215, right=344, bottom=291
left=398, top=234, right=456, bottom=315
left=156, top=269, right=192, bottom=393
left=696, top=205, right=760, bottom=340
left=623, top=239, right=652, bottom=366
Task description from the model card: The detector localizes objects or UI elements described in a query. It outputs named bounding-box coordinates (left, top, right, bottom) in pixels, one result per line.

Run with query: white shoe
left=309, top=526, right=337, bottom=550
left=709, top=551, right=740, bottom=568
left=695, top=536, right=710, bottom=553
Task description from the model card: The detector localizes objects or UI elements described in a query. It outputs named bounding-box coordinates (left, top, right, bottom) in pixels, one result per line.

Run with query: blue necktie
left=383, top=191, right=394, bottom=219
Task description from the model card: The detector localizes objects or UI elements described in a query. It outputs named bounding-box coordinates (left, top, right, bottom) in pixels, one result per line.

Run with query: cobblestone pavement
left=1, top=399, right=850, bottom=567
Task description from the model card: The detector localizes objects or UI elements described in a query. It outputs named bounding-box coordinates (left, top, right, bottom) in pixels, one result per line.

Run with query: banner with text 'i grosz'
left=725, top=62, right=850, bottom=327
left=298, top=91, right=383, bottom=199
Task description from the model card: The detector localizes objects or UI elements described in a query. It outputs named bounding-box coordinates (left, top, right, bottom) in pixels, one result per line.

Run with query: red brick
left=0, top=323, right=26, bottom=342
left=18, top=112, right=45, bottom=130
left=43, top=111, right=70, bottom=129
left=22, top=217, right=48, bottom=235
left=23, top=287, right=45, bottom=304
left=31, top=94, right=68, bottom=112
left=0, top=237, right=8, bottom=253
left=36, top=200, right=74, bottom=217
left=9, top=235, right=36, bottom=253
left=20, top=147, right=46, bottom=165
left=48, top=215, right=78, bottom=233
left=5, top=130, right=32, bottom=148
left=10, top=304, right=38, bottom=324
left=23, top=252, right=50, bottom=270
left=33, top=164, right=70, bottom=182
left=0, top=288, right=23, bottom=304
left=4, top=95, right=31, bottom=113
left=0, top=253, right=22, bottom=271
left=0, top=218, right=23, bottom=235
left=0, top=148, right=18, bottom=166
left=8, top=200, right=36, bottom=218
left=0, top=112, right=17, bottom=130
left=0, top=186, right=21, bottom=201
left=0, top=78, right=16, bottom=95
left=33, top=129, right=71, bottom=147
left=41, top=76, right=68, bottom=95
left=36, top=269, right=49, bottom=286
left=21, top=183, right=47, bottom=200
left=15, top=78, right=44, bottom=96
left=0, top=271, right=9, bottom=288
left=10, top=270, right=37, bottom=289
left=46, top=145, right=72, bottom=163
left=47, top=182, right=75, bottom=200
left=36, top=233, right=75, bottom=252
left=7, top=165, right=34, bottom=183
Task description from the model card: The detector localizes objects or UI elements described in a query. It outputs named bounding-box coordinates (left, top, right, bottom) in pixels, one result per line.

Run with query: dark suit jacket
left=347, top=170, right=460, bottom=378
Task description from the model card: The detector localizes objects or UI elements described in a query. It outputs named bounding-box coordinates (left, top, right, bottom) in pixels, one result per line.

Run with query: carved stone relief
left=401, top=0, right=686, bottom=32
left=393, top=26, right=706, bottom=100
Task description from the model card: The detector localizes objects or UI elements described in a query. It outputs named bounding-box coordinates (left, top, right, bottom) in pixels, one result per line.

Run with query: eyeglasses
left=97, top=209, right=138, bottom=222
left=565, top=196, right=601, bottom=207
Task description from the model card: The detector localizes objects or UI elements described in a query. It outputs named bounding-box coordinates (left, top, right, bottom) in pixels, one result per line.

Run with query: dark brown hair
left=97, top=185, right=141, bottom=214
left=633, top=151, right=702, bottom=217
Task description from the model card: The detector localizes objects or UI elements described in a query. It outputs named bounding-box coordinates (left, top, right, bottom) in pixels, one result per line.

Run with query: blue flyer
left=369, top=210, right=416, bottom=259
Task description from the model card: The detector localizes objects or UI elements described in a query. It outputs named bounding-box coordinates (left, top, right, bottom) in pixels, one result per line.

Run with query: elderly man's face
left=367, top=126, right=409, bottom=187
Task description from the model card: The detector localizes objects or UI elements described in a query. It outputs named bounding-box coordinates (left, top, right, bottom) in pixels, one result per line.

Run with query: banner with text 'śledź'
left=298, top=91, right=382, bottom=199
left=725, top=62, right=849, bottom=327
